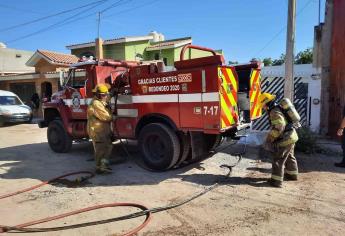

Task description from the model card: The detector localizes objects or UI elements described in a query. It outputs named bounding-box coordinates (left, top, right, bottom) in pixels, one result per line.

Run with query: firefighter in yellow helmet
left=259, top=93, right=299, bottom=187
left=87, top=84, right=113, bottom=174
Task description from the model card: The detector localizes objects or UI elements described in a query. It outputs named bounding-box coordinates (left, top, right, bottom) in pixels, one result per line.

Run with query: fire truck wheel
left=174, top=133, right=191, bottom=168
left=184, top=134, right=222, bottom=164
left=138, top=123, right=180, bottom=171
left=205, top=134, right=222, bottom=152
left=47, top=120, right=72, bottom=153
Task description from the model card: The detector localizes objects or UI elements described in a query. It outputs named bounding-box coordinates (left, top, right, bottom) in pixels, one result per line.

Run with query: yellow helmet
left=258, top=93, right=276, bottom=107
left=92, top=84, right=110, bottom=94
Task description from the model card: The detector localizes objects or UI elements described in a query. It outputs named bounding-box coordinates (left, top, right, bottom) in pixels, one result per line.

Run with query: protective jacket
left=266, top=107, right=298, bottom=147
left=87, top=98, right=112, bottom=142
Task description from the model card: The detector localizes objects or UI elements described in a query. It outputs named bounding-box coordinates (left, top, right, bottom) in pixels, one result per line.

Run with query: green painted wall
left=70, top=41, right=148, bottom=61
left=174, top=46, right=223, bottom=62
left=144, top=49, right=175, bottom=66
left=103, top=43, right=125, bottom=60
left=143, top=46, right=223, bottom=66
left=70, top=40, right=224, bottom=64
left=71, top=47, right=95, bottom=58
left=125, top=41, right=149, bottom=61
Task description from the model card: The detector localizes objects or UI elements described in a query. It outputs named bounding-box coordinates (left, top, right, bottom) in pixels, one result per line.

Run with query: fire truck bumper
left=221, top=123, right=251, bottom=138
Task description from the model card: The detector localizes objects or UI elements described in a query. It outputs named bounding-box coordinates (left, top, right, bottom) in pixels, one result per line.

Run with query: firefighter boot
left=336, top=134, right=345, bottom=167
left=268, top=179, right=282, bottom=188
left=96, top=159, right=113, bottom=174
left=334, top=160, right=345, bottom=168
left=96, top=166, right=112, bottom=174
left=284, top=173, right=298, bottom=181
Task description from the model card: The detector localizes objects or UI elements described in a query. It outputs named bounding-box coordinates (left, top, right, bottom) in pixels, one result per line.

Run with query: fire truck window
left=72, top=77, right=87, bottom=88
left=65, top=70, right=87, bottom=88
left=236, top=70, right=250, bottom=92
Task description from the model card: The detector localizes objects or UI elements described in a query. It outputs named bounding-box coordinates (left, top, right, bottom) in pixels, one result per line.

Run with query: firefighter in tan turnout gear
left=260, top=93, right=299, bottom=188
left=87, top=84, right=113, bottom=174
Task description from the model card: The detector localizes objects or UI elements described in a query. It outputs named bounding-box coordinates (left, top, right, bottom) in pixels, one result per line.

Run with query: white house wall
left=260, top=64, right=321, bottom=133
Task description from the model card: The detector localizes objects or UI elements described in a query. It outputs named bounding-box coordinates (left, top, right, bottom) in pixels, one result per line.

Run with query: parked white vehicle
left=0, top=90, right=33, bottom=126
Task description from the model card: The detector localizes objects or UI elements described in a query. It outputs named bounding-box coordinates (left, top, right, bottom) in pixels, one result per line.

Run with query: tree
left=272, top=53, right=285, bottom=66
left=295, top=48, right=313, bottom=64
left=262, top=57, right=273, bottom=66
left=228, top=60, right=238, bottom=65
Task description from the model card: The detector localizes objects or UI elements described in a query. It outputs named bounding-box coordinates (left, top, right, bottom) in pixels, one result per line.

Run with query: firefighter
left=334, top=104, right=345, bottom=168
left=260, top=93, right=299, bottom=188
left=87, top=84, right=113, bottom=174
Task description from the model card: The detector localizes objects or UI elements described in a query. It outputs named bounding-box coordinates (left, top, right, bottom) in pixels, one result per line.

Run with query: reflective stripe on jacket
left=266, top=107, right=298, bottom=147
left=87, top=98, right=112, bottom=142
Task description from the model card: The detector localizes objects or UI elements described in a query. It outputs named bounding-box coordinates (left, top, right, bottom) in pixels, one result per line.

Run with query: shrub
left=295, top=126, right=321, bottom=154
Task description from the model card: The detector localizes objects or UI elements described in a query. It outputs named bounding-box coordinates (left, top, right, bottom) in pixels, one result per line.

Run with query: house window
left=163, top=58, right=168, bottom=66
left=16, top=54, right=22, bottom=58
left=154, top=53, right=159, bottom=60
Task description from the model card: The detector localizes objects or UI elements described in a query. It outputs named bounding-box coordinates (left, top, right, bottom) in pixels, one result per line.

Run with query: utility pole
left=95, top=12, right=103, bottom=60
left=284, top=0, right=296, bottom=101
left=318, top=0, right=321, bottom=24
left=97, top=12, right=101, bottom=38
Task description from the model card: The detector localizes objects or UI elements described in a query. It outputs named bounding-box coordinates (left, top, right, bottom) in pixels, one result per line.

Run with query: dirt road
left=0, top=123, right=344, bottom=235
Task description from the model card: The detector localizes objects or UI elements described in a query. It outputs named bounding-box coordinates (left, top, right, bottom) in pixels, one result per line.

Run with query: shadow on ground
left=0, top=140, right=344, bottom=190
left=0, top=141, right=226, bottom=187
left=233, top=142, right=345, bottom=175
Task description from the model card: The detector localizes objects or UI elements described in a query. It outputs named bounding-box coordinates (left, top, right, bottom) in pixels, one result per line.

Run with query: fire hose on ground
left=0, top=140, right=245, bottom=235
left=0, top=172, right=220, bottom=235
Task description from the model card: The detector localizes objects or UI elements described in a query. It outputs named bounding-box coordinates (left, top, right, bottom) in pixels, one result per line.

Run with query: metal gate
left=252, top=76, right=309, bottom=130
left=9, top=82, right=36, bottom=105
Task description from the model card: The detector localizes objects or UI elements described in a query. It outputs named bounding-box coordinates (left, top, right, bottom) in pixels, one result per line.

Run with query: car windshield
left=0, top=96, right=23, bottom=105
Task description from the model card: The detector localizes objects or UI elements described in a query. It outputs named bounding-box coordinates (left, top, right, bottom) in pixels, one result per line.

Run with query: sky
left=0, top=0, right=325, bottom=63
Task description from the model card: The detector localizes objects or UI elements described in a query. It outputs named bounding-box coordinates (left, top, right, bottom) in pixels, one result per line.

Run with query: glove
left=105, top=103, right=111, bottom=110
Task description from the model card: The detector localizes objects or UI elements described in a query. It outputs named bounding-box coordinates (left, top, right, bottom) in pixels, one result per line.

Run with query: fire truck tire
left=47, top=120, right=72, bottom=153
left=174, top=133, right=191, bottom=168
left=206, top=134, right=222, bottom=152
left=138, top=123, right=180, bottom=171
left=185, top=134, right=222, bottom=164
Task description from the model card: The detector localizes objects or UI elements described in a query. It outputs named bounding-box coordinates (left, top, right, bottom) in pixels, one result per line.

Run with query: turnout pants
left=271, top=144, right=298, bottom=182
left=92, top=140, right=113, bottom=169
left=341, top=131, right=345, bottom=163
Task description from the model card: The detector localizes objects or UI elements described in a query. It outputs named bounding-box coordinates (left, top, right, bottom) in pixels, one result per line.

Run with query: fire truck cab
left=39, top=45, right=262, bottom=171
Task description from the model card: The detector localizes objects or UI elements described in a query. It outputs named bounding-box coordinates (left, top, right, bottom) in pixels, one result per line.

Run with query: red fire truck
left=39, top=45, right=262, bottom=171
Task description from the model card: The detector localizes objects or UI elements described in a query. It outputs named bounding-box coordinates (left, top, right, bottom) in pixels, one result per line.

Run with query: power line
left=4, top=0, right=134, bottom=45
left=103, top=0, right=160, bottom=18
left=45, top=0, right=132, bottom=38
left=0, top=0, right=107, bottom=33
left=55, top=0, right=132, bottom=29
left=5, top=0, right=160, bottom=45
left=101, top=0, right=132, bottom=14
left=254, top=0, right=315, bottom=58
left=5, top=0, right=111, bottom=44
left=98, top=0, right=133, bottom=38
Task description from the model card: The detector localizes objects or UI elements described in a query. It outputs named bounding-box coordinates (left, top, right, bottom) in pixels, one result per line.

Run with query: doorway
left=41, top=82, right=52, bottom=100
